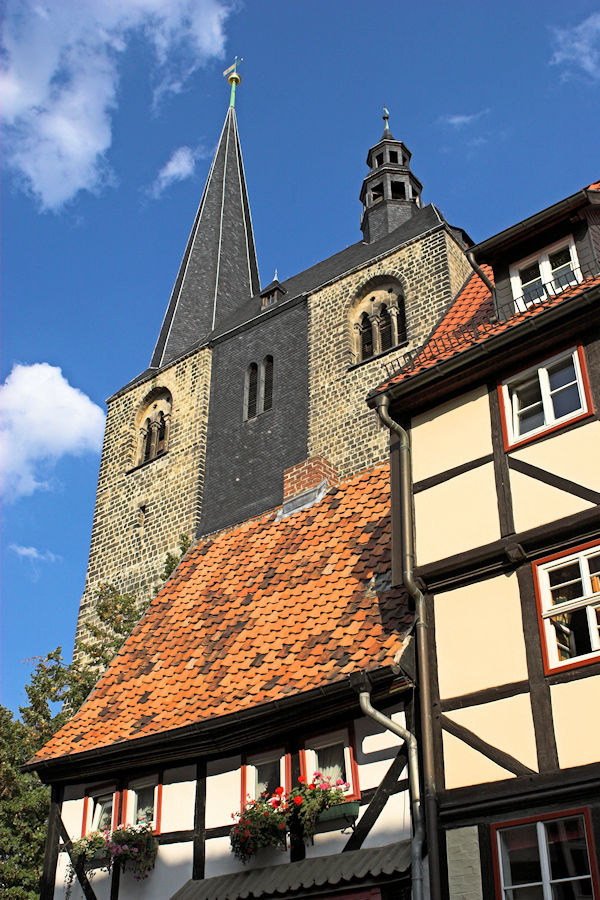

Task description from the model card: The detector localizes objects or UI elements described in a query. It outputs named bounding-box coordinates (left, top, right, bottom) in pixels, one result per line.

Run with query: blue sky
left=2, top=0, right=599, bottom=713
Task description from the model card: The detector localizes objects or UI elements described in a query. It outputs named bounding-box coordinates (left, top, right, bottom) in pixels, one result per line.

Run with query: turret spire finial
left=223, top=57, right=243, bottom=108
left=382, top=106, right=391, bottom=135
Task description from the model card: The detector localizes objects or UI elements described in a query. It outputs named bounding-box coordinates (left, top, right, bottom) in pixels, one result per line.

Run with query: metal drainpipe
left=466, top=249, right=496, bottom=298
left=375, top=394, right=442, bottom=900
left=354, top=676, right=424, bottom=900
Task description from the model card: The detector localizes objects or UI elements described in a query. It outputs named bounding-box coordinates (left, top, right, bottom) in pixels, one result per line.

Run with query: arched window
left=137, top=389, right=172, bottom=465
left=359, top=313, right=374, bottom=361
left=244, top=357, right=274, bottom=420
left=262, top=356, right=274, bottom=412
left=379, top=305, right=392, bottom=352
left=245, top=363, right=258, bottom=420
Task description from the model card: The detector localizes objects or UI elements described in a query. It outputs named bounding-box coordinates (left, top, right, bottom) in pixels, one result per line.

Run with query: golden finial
left=223, top=57, right=243, bottom=108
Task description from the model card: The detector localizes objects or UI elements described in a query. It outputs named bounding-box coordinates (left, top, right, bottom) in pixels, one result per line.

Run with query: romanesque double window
left=244, top=356, right=274, bottom=420
left=138, top=389, right=172, bottom=464
left=353, top=282, right=406, bottom=363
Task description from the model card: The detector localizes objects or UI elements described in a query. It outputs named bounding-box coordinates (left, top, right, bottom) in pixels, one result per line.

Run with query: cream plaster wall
left=411, top=386, right=493, bottom=482
left=443, top=694, right=538, bottom=788
left=206, top=756, right=241, bottom=828
left=60, top=794, right=85, bottom=840
left=415, top=463, right=500, bottom=565
left=511, top=421, right=600, bottom=491
left=434, top=574, right=528, bottom=698
left=120, top=844, right=192, bottom=900
left=509, top=470, right=593, bottom=534
left=353, top=706, right=407, bottom=790
left=551, top=676, right=600, bottom=769
left=161, top=778, right=195, bottom=832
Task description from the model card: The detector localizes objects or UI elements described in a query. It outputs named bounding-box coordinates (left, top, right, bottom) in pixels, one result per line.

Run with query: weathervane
left=383, top=107, right=391, bottom=131
left=223, top=57, right=243, bottom=108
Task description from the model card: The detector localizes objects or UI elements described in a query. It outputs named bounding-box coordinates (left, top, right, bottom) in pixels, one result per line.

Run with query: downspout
left=466, top=249, right=496, bottom=298
left=353, top=673, right=424, bottom=900
left=375, top=394, right=442, bottom=900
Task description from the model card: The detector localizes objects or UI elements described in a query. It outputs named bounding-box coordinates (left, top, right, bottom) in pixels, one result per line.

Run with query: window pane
left=515, top=378, right=542, bottom=410
left=588, top=554, right=600, bottom=580
left=548, top=562, right=584, bottom=605
left=92, top=795, right=113, bottom=831
left=549, top=248, right=571, bottom=271
left=551, top=879, right=593, bottom=900
left=505, top=887, right=545, bottom=900
left=546, top=816, right=590, bottom=880
left=256, top=760, right=280, bottom=798
left=521, top=262, right=541, bottom=284
left=134, top=785, right=155, bottom=824
left=500, top=824, right=542, bottom=886
left=548, top=359, right=576, bottom=392
left=549, top=610, right=593, bottom=660
left=315, top=742, right=346, bottom=782
left=551, top=384, right=582, bottom=419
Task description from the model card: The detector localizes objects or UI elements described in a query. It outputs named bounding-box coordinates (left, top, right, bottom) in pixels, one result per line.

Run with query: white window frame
left=245, top=748, right=286, bottom=801
left=536, top=545, right=600, bottom=670
left=84, top=786, right=117, bottom=834
left=302, top=728, right=356, bottom=796
left=510, top=236, right=581, bottom=312
left=501, top=347, right=588, bottom=446
left=495, top=813, right=596, bottom=900
left=126, top=775, right=159, bottom=828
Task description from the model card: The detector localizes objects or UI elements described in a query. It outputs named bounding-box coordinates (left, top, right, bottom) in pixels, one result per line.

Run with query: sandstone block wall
left=445, top=826, right=483, bottom=900
left=307, top=225, right=470, bottom=477
left=75, top=348, right=212, bottom=643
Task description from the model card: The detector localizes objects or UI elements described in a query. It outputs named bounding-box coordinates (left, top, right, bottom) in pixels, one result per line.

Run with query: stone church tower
left=76, top=84, right=473, bottom=639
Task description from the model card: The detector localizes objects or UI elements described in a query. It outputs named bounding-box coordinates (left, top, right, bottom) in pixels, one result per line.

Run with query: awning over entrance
left=170, top=842, right=411, bottom=900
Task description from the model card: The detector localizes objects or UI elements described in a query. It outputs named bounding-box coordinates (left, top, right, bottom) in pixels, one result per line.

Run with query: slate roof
left=171, top=841, right=411, bottom=900
left=32, top=464, right=411, bottom=765
left=374, top=264, right=600, bottom=397
left=151, top=106, right=260, bottom=369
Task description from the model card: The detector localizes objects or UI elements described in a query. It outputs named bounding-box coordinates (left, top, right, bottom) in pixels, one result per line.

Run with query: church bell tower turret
left=360, top=108, right=423, bottom=243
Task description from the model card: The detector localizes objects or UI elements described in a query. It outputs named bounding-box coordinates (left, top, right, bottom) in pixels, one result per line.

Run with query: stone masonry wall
left=307, top=225, right=470, bottom=477
left=75, top=348, right=212, bottom=643
left=446, top=826, right=483, bottom=900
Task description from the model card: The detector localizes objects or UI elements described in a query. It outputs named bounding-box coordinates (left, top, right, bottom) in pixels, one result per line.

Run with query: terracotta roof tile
left=378, top=265, right=600, bottom=393
left=33, top=464, right=409, bottom=765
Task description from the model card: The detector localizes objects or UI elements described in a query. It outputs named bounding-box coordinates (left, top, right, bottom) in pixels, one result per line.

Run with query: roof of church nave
left=372, top=179, right=600, bottom=399
left=31, top=463, right=412, bottom=768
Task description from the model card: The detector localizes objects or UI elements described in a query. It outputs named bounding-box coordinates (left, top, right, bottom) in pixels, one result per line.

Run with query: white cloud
left=550, top=13, right=600, bottom=79
left=438, top=109, right=490, bottom=128
left=0, top=0, right=233, bottom=210
left=150, top=145, right=200, bottom=198
left=9, top=544, right=61, bottom=563
left=0, top=363, right=106, bottom=500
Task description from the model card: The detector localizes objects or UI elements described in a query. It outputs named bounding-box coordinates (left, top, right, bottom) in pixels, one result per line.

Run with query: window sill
left=503, top=410, right=593, bottom=452
left=347, top=340, right=408, bottom=373
left=126, top=451, right=168, bottom=475
left=543, top=651, right=600, bottom=678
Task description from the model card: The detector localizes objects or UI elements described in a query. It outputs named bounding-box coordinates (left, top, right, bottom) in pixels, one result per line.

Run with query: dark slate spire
left=151, top=93, right=260, bottom=368
left=360, top=108, right=423, bottom=243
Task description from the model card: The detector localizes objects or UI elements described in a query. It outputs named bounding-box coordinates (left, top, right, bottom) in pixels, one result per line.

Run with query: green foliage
left=159, top=534, right=191, bottom=582
left=65, top=824, right=157, bottom=897
left=230, top=796, right=288, bottom=863
left=0, top=579, right=154, bottom=898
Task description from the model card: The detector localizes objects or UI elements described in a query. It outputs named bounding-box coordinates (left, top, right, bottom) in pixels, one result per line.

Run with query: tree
left=0, top=538, right=191, bottom=897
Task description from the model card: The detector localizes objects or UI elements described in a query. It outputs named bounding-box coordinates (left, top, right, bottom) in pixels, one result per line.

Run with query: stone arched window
left=244, top=356, right=274, bottom=420
left=352, top=279, right=406, bottom=363
left=137, top=389, right=172, bottom=465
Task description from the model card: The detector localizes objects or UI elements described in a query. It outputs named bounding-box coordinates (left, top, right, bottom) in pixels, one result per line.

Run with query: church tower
left=75, top=67, right=260, bottom=638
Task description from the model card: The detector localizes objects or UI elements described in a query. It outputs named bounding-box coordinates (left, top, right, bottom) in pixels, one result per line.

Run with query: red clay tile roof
left=377, top=265, right=600, bottom=393
left=588, top=180, right=600, bottom=191
left=33, top=464, right=410, bottom=765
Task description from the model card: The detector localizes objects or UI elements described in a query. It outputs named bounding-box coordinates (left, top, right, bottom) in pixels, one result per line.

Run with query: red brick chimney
left=283, top=457, right=339, bottom=502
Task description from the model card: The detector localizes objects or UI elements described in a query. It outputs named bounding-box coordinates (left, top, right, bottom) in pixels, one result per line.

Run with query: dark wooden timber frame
left=192, top=760, right=207, bottom=880
left=40, top=784, right=64, bottom=900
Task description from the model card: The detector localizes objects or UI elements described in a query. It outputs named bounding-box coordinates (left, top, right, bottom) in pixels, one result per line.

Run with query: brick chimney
left=283, top=457, right=339, bottom=502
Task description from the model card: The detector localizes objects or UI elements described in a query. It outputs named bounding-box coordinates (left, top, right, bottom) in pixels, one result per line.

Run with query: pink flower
left=336, top=778, right=344, bottom=785
left=319, top=783, right=328, bottom=790
left=313, top=771, right=322, bottom=779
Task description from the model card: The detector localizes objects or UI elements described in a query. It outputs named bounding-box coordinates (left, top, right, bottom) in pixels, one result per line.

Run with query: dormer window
left=509, top=237, right=581, bottom=311
left=262, top=291, right=276, bottom=308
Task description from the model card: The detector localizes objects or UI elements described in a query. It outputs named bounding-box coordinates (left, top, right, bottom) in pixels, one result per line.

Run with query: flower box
left=316, top=800, right=360, bottom=832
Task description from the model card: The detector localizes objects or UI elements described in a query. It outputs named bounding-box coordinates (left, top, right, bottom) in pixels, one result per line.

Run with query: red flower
left=293, top=796, right=303, bottom=806
left=308, top=783, right=316, bottom=790
left=275, top=786, right=285, bottom=796
left=272, top=799, right=281, bottom=807
left=298, top=775, right=306, bottom=784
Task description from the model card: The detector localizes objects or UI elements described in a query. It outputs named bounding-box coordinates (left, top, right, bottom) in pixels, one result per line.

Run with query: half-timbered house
left=369, top=180, right=600, bottom=900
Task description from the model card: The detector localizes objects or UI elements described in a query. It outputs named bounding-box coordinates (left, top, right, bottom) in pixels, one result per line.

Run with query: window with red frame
left=499, top=347, right=591, bottom=448
left=534, top=543, right=600, bottom=671
left=82, top=787, right=118, bottom=836
left=124, top=775, right=161, bottom=831
left=242, top=748, right=289, bottom=804
left=301, top=728, right=360, bottom=800
left=492, top=810, right=599, bottom=900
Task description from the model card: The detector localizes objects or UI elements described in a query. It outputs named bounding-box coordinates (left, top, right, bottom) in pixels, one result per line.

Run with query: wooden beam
left=343, top=745, right=409, bottom=852
left=192, top=760, right=207, bottom=880
left=40, top=784, right=64, bottom=900
left=440, top=715, right=536, bottom=777
left=57, top=817, right=98, bottom=900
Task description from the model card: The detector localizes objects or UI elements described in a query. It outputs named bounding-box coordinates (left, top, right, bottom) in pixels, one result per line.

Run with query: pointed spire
left=151, top=75, right=260, bottom=368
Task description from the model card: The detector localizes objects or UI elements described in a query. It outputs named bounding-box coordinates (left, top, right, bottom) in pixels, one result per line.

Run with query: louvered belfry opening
left=360, top=313, right=374, bottom=360
left=263, top=355, right=274, bottom=411
left=379, top=305, right=392, bottom=352
left=245, top=363, right=259, bottom=419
